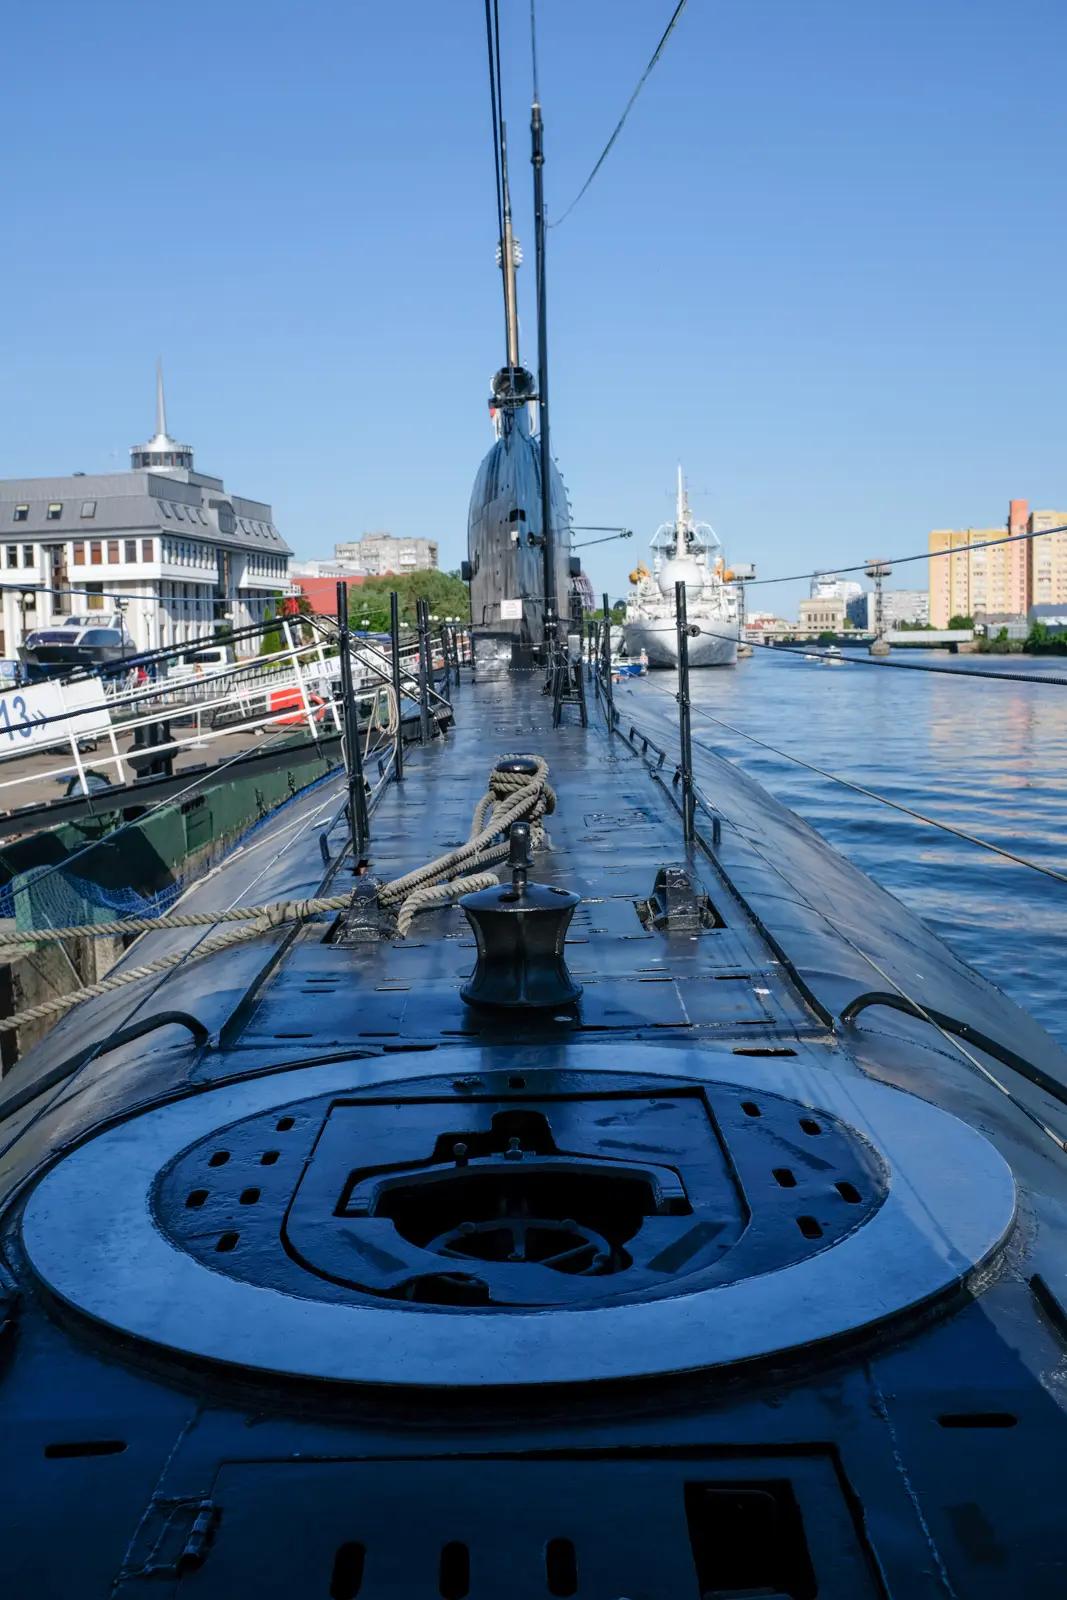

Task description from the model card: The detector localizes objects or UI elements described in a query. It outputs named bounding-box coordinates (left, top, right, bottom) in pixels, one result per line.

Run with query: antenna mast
left=531, top=90, right=558, bottom=646
left=499, top=126, right=521, bottom=373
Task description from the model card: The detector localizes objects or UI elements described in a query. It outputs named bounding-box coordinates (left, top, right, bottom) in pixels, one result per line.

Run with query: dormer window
left=80, top=500, right=97, bottom=517
left=46, top=503, right=63, bottom=520
left=13, top=505, right=28, bottom=522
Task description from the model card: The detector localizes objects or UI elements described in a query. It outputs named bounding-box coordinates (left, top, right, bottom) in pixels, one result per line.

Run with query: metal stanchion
left=416, top=599, right=432, bottom=743
left=675, top=580, right=695, bottom=844
left=336, top=581, right=370, bottom=856
left=601, top=592, right=615, bottom=731
left=389, top=590, right=404, bottom=783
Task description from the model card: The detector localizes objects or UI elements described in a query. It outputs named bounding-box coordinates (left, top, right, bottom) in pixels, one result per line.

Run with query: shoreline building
left=797, top=596, right=847, bottom=634
left=927, top=500, right=1067, bottom=627
left=0, top=368, right=291, bottom=656
left=857, top=589, right=930, bottom=630
left=334, top=534, right=438, bottom=575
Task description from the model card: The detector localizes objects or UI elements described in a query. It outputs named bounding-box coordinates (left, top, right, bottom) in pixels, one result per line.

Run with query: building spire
left=131, top=360, right=194, bottom=474
left=155, top=358, right=168, bottom=440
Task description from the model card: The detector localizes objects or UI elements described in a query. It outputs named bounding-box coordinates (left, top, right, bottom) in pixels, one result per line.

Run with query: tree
left=816, top=630, right=837, bottom=644
left=947, top=613, right=974, bottom=629
left=347, top=571, right=471, bottom=632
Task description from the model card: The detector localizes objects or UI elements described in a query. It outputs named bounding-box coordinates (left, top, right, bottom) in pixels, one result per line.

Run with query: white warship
left=623, top=467, right=740, bottom=668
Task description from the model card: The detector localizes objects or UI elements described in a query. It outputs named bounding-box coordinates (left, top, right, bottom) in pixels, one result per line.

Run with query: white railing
left=0, top=616, right=468, bottom=806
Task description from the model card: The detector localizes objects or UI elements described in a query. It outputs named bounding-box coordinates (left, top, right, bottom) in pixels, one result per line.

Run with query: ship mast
left=531, top=90, right=558, bottom=645
left=499, top=126, right=521, bottom=375
left=676, top=463, right=693, bottom=549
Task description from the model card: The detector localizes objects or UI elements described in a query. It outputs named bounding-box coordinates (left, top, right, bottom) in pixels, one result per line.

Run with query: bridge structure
left=745, top=627, right=975, bottom=650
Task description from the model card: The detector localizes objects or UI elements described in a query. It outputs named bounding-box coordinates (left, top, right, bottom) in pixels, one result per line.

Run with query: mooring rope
left=0, top=754, right=552, bottom=1033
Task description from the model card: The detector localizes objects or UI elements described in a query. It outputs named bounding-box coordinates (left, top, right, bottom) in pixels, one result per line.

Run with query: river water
left=618, top=649, right=1067, bottom=1047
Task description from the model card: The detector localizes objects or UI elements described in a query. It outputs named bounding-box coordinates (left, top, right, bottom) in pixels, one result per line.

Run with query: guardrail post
left=601, top=592, right=615, bottom=731
left=336, top=582, right=369, bottom=856
left=416, top=599, right=433, bottom=743
left=389, top=590, right=404, bottom=782
left=675, top=580, right=695, bottom=843
left=281, top=617, right=318, bottom=741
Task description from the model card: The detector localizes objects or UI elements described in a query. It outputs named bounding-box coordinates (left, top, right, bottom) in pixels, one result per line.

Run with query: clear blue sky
left=3, top=0, right=1065, bottom=613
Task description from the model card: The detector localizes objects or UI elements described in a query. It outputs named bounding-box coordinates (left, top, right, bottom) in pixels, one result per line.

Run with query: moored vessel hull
left=624, top=616, right=737, bottom=667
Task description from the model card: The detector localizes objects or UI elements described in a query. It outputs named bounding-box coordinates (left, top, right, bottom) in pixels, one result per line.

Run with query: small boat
left=18, top=611, right=135, bottom=683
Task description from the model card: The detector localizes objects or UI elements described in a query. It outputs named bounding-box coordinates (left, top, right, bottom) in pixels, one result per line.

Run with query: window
left=90, top=541, right=102, bottom=565
left=13, top=505, right=28, bottom=523
left=21, top=546, right=33, bottom=567
left=141, top=537, right=154, bottom=561
left=124, top=540, right=137, bottom=563
left=80, top=500, right=97, bottom=517
left=46, top=503, right=62, bottom=520
left=160, top=501, right=172, bottom=517
left=107, top=540, right=119, bottom=564
left=72, top=541, right=85, bottom=565
left=5, top=546, right=17, bottom=568
left=173, top=504, right=185, bottom=521
left=85, top=583, right=104, bottom=611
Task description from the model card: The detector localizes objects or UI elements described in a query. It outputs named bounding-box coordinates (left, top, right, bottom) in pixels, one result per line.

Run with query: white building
left=334, top=534, right=438, bottom=575
left=859, top=589, right=930, bottom=629
left=810, top=572, right=864, bottom=605
left=0, top=368, right=291, bottom=658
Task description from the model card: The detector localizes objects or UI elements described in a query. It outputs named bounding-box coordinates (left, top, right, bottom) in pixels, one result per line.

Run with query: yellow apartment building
left=1029, top=508, right=1067, bottom=610
left=927, top=500, right=1067, bottom=626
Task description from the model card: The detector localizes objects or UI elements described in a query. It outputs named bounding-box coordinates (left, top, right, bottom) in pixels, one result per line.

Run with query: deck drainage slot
left=799, top=1118, right=822, bottom=1136
left=773, top=1168, right=796, bottom=1188
left=260, top=1151, right=280, bottom=1166
left=329, top=1541, right=366, bottom=1598
left=545, top=1536, right=578, bottom=1596
left=938, top=1412, right=1018, bottom=1428
left=685, top=1481, right=816, bottom=1600
left=797, top=1215, right=823, bottom=1240
left=438, top=1540, right=470, bottom=1599
left=508, top=1076, right=526, bottom=1089
left=740, top=1101, right=761, bottom=1118
left=216, top=1231, right=239, bottom=1253
left=185, top=1189, right=208, bottom=1208
left=208, top=1151, right=229, bottom=1168
left=276, top=1116, right=295, bottom=1131
left=44, top=1439, right=127, bottom=1459
left=733, top=1046, right=796, bottom=1057
left=835, top=1180, right=862, bottom=1203
left=239, top=1188, right=261, bottom=1206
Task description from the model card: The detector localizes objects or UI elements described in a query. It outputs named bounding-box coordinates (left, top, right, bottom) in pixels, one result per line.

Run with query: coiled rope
left=0, top=754, right=553, bottom=1033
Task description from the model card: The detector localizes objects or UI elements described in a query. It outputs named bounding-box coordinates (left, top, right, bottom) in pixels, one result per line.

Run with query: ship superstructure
left=624, top=466, right=740, bottom=667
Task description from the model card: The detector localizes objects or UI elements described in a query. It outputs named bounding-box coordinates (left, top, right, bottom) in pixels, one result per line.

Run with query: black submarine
left=1, top=29, right=1067, bottom=1600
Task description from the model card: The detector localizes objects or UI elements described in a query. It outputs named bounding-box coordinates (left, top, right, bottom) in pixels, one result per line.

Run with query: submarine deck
left=1, top=668, right=1067, bottom=1597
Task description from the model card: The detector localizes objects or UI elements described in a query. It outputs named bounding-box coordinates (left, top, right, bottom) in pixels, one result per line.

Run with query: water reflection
left=621, top=650, right=1067, bottom=1044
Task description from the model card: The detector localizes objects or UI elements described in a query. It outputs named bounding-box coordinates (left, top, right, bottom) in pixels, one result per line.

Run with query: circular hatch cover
left=21, top=1050, right=1016, bottom=1388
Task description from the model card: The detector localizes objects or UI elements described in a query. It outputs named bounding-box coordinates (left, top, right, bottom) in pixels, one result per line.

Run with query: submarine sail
left=466, top=111, right=571, bottom=670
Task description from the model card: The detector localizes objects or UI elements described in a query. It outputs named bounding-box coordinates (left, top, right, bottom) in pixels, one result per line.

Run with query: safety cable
left=618, top=692, right=1067, bottom=1152
left=691, top=625, right=1067, bottom=686
left=631, top=680, right=1067, bottom=886
left=0, top=777, right=346, bottom=1157
left=548, top=0, right=691, bottom=228
left=732, top=520, right=1067, bottom=590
